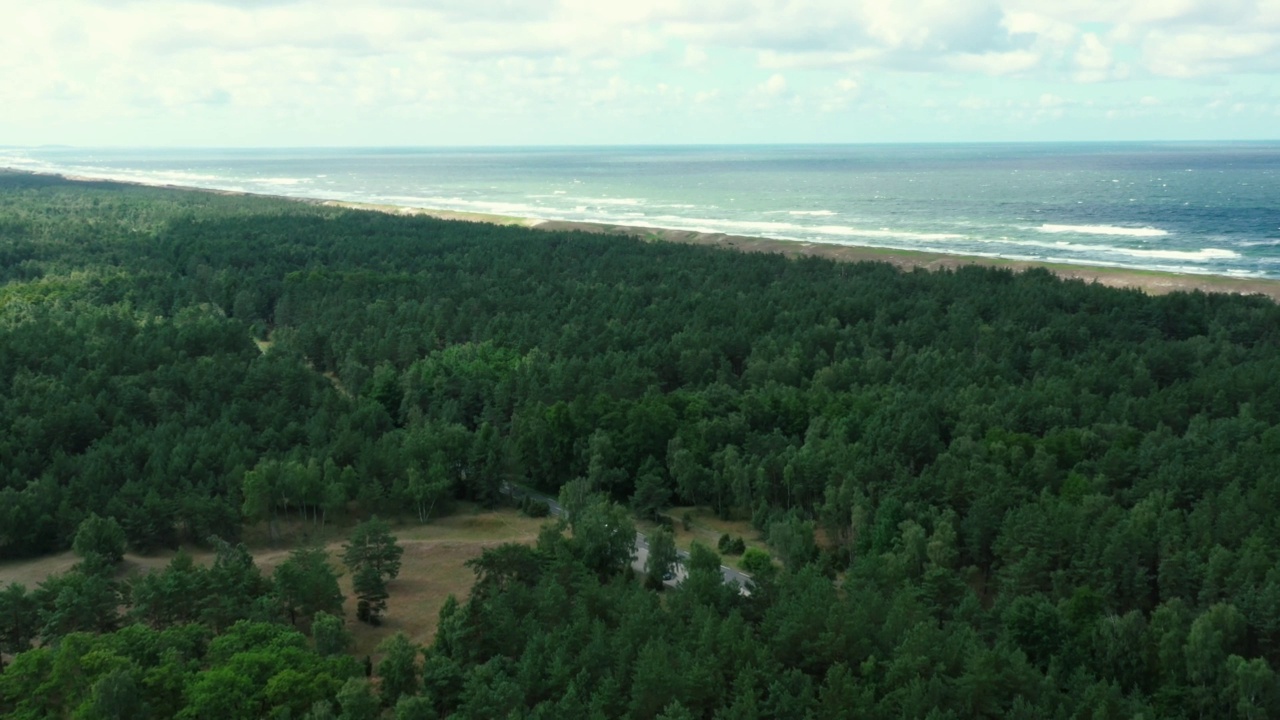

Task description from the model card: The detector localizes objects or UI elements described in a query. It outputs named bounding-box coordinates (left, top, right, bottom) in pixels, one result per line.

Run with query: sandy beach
left=8, top=168, right=1280, bottom=303
left=321, top=198, right=1280, bottom=303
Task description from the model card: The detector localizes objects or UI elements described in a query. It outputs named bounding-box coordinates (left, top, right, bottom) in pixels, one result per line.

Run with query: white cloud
left=817, top=76, right=863, bottom=112
left=948, top=49, right=1041, bottom=75
left=1142, top=29, right=1280, bottom=77
left=1073, top=32, right=1114, bottom=82
left=682, top=45, right=709, bottom=68
left=1, top=0, right=1277, bottom=144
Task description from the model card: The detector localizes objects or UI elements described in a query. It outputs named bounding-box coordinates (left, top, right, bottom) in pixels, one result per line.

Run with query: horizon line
left=5, top=138, right=1280, bottom=152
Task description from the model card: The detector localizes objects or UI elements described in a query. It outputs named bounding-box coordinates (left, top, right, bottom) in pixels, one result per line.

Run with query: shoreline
left=7, top=166, right=1280, bottom=303
left=315, top=200, right=1280, bottom=303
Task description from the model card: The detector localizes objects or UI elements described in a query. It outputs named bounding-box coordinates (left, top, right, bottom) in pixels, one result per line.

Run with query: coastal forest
left=3, top=170, right=1280, bottom=718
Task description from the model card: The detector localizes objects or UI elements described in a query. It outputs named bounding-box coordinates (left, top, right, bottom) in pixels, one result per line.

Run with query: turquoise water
left=3, top=144, right=1279, bottom=278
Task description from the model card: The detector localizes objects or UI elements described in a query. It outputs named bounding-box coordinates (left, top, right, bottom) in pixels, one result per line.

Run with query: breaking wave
left=1038, top=224, right=1170, bottom=238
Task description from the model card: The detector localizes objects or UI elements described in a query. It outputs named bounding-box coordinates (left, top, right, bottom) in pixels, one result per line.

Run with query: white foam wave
left=1120, top=247, right=1240, bottom=261
left=1038, top=223, right=1169, bottom=237
left=253, top=177, right=310, bottom=185
left=571, top=196, right=645, bottom=206
left=644, top=216, right=798, bottom=234
left=764, top=209, right=837, bottom=217
left=975, top=236, right=1240, bottom=262
left=67, top=167, right=226, bottom=185
left=810, top=225, right=964, bottom=242
left=630, top=215, right=967, bottom=243
left=33, top=165, right=231, bottom=188
left=438, top=199, right=547, bottom=216
left=371, top=195, right=550, bottom=217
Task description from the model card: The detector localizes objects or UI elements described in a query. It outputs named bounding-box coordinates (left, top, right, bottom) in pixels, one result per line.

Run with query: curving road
left=503, top=483, right=751, bottom=594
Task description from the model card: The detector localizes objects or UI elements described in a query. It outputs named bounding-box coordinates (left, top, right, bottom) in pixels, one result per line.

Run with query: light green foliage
left=377, top=633, right=421, bottom=707
left=393, top=695, right=438, bottom=720
left=740, top=547, right=775, bottom=578
left=1186, top=603, right=1248, bottom=686
left=405, top=466, right=451, bottom=524
left=312, top=612, right=351, bottom=656
left=74, top=667, right=144, bottom=720
left=304, top=699, right=339, bottom=720
left=564, top=495, right=636, bottom=579
left=72, top=514, right=126, bottom=570
left=645, top=526, right=678, bottom=588
left=557, top=478, right=593, bottom=523
left=274, top=546, right=344, bottom=628
left=767, top=515, right=817, bottom=570
left=336, top=678, right=381, bottom=720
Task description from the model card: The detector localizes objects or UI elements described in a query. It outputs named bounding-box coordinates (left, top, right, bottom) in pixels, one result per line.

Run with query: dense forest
left=2, top=170, right=1280, bottom=717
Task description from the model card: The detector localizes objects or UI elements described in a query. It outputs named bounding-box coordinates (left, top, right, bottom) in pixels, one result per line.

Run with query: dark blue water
left=4, top=143, right=1278, bottom=278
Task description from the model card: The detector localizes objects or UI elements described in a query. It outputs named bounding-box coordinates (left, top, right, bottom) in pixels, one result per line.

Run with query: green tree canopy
left=645, top=526, right=679, bottom=589
left=342, top=517, right=404, bottom=583
left=274, top=546, right=345, bottom=628
left=72, top=514, right=127, bottom=571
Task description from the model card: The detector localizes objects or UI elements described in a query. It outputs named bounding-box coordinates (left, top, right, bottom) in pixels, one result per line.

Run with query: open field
left=640, top=505, right=775, bottom=573
left=0, top=507, right=549, bottom=658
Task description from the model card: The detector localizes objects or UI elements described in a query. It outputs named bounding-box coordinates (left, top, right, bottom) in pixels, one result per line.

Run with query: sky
left=1, top=0, right=1278, bottom=146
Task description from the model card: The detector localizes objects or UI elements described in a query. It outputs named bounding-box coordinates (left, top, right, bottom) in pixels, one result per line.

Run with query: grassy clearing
left=637, top=505, right=773, bottom=572
left=0, top=547, right=219, bottom=589
left=0, top=506, right=549, bottom=660
left=339, top=509, right=548, bottom=656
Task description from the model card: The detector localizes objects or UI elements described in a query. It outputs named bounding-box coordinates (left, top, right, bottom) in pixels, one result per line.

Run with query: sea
left=3, top=143, right=1279, bottom=279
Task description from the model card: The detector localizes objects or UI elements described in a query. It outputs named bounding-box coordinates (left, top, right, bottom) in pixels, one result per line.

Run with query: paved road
left=504, top=483, right=751, bottom=594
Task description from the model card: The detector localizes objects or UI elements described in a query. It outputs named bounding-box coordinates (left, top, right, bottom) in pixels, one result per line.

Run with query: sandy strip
left=7, top=167, right=1279, bottom=303
left=323, top=200, right=1280, bottom=302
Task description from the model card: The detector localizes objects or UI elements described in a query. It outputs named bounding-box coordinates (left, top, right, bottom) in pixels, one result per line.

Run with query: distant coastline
left=7, top=165, right=1280, bottom=303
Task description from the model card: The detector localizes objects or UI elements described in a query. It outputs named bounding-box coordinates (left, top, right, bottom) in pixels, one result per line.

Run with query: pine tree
left=353, top=564, right=388, bottom=625
left=344, top=517, right=402, bottom=624
left=274, top=546, right=345, bottom=628
left=342, top=517, right=404, bottom=582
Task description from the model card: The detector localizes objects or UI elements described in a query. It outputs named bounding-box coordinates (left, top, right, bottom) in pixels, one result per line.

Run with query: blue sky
left=2, top=0, right=1278, bottom=146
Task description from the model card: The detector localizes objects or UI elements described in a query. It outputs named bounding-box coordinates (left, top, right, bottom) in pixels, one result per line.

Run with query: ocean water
left=3, top=143, right=1279, bottom=279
